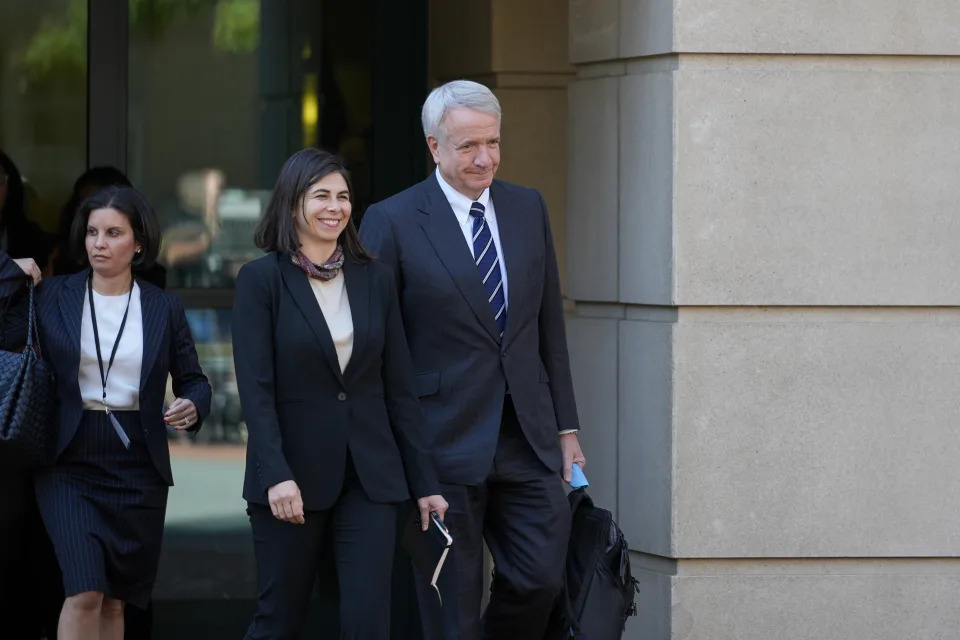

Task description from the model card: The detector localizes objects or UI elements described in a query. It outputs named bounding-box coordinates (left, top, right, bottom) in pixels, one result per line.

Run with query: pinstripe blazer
left=0, top=252, right=211, bottom=485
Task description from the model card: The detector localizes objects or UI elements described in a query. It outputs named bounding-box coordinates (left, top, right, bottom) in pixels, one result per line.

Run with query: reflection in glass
left=169, top=309, right=245, bottom=444
left=129, top=1, right=263, bottom=290
left=0, top=1, right=87, bottom=258
left=129, top=0, right=374, bottom=291
left=120, top=1, right=409, bottom=634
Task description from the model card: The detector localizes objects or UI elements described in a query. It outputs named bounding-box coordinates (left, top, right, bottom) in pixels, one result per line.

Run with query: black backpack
left=545, top=488, right=639, bottom=640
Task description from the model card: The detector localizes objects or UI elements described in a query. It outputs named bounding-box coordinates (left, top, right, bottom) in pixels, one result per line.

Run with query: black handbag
left=0, top=280, right=56, bottom=467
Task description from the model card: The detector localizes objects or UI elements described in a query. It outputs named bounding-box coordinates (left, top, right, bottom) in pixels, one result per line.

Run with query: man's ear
left=426, top=135, right=442, bottom=164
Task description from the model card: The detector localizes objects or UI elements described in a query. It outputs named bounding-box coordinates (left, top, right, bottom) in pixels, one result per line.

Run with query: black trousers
left=416, top=398, right=571, bottom=640
left=244, top=463, right=399, bottom=640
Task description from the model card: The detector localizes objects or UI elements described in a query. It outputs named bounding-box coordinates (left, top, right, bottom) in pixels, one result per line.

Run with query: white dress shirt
left=79, top=283, right=143, bottom=411
left=435, top=170, right=509, bottom=309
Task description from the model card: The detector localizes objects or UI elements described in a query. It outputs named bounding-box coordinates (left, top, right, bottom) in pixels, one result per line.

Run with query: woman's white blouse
left=79, top=283, right=143, bottom=411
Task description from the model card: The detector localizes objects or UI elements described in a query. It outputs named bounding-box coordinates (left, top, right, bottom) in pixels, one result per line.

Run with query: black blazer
left=232, top=253, right=438, bottom=511
left=358, top=175, right=581, bottom=485
left=0, top=253, right=212, bottom=485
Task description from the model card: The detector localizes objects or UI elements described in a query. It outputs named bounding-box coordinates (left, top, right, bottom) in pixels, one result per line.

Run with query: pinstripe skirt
left=34, top=410, right=168, bottom=609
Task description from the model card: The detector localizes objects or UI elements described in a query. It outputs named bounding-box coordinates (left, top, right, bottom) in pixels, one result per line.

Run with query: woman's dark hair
left=0, top=150, right=26, bottom=227
left=69, top=186, right=161, bottom=269
left=254, top=148, right=370, bottom=263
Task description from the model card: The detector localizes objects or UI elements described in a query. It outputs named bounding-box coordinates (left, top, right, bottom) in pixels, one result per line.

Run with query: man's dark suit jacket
left=359, top=175, right=580, bottom=486
left=232, top=253, right=439, bottom=511
left=0, top=254, right=212, bottom=485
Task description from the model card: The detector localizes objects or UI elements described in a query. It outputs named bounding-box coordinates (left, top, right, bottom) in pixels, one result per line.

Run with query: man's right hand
left=13, top=258, right=40, bottom=285
left=267, top=480, right=305, bottom=524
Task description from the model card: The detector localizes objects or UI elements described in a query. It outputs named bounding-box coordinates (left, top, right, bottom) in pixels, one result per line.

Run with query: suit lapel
left=418, top=177, right=501, bottom=343
left=138, top=281, right=165, bottom=391
left=489, top=180, right=528, bottom=342
left=58, top=271, right=87, bottom=372
left=279, top=255, right=345, bottom=385
left=341, top=261, right=368, bottom=380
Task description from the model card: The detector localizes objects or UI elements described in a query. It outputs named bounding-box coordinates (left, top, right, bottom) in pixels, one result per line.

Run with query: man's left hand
left=560, top=433, right=586, bottom=483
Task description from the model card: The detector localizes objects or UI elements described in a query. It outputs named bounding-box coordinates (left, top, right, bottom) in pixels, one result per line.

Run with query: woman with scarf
left=233, top=148, right=446, bottom=640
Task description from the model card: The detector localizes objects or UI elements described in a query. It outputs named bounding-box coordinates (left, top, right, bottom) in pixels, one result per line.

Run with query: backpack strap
left=559, top=488, right=598, bottom=638
left=569, top=490, right=616, bottom=621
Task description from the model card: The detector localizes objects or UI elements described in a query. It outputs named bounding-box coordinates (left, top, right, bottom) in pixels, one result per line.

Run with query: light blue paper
left=569, top=463, right=589, bottom=488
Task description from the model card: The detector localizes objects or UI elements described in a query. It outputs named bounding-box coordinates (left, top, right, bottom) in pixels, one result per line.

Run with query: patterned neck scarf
left=291, top=245, right=345, bottom=281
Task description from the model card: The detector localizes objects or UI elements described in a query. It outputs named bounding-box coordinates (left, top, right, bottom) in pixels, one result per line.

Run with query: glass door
left=0, top=1, right=88, bottom=267
left=127, top=2, right=360, bottom=635
left=117, top=0, right=428, bottom=636
left=6, top=0, right=429, bottom=636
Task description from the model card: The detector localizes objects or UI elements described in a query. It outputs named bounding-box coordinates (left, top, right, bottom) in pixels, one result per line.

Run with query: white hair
left=421, top=80, right=502, bottom=140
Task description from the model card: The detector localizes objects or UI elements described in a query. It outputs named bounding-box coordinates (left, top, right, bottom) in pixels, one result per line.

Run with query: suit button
left=337, top=392, right=347, bottom=401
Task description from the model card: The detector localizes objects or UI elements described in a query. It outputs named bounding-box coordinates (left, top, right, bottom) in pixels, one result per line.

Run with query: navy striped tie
left=469, top=202, right=506, bottom=337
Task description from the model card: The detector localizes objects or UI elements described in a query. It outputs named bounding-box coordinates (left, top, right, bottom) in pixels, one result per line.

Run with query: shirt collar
left=434, top=169, right=490, bottom=227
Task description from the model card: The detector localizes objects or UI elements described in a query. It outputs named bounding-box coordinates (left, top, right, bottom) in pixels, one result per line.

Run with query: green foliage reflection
left=22, top=0, right=259, bottom=84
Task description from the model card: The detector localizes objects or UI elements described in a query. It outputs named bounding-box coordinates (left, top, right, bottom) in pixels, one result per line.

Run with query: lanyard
left=88, top=276, right=133, bottom=415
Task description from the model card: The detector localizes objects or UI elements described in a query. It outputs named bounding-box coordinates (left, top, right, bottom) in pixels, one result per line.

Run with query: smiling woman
left=294, top=172, right=353, bottom=255
left=253, top=148, right=370, bottom=266
left=232, top=147, right=445, bottom=639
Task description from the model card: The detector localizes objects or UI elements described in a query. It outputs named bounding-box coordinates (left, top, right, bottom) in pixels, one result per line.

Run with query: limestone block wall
left=567, top=2, right=960, bottom=638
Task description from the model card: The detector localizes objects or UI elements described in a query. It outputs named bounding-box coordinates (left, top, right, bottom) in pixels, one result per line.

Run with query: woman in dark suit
left=0, top=185, right=212, bottom=640
left=234, top=148, right=447, bottom=639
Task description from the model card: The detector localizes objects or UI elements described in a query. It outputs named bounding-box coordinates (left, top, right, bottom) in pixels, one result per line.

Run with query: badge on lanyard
left=88, top=277, right=134, bottom=449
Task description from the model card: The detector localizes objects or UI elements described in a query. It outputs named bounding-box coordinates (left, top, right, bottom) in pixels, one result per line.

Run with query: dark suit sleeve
left=167, top=293, right=212, bottom=432
left=379, top=268, right=440, bottom=499
left=0, top=252, right=31, bottom=350
left=0, top=251, right=28, bottom=299
left=232, top=264, right=295, bottom=490
left=536, top=193, right=581, bottom=432
left=358, top=204, right=400, bottom=286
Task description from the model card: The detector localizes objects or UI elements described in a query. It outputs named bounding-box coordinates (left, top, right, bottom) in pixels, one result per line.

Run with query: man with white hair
left=359, top=80, right=585, bottom=639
